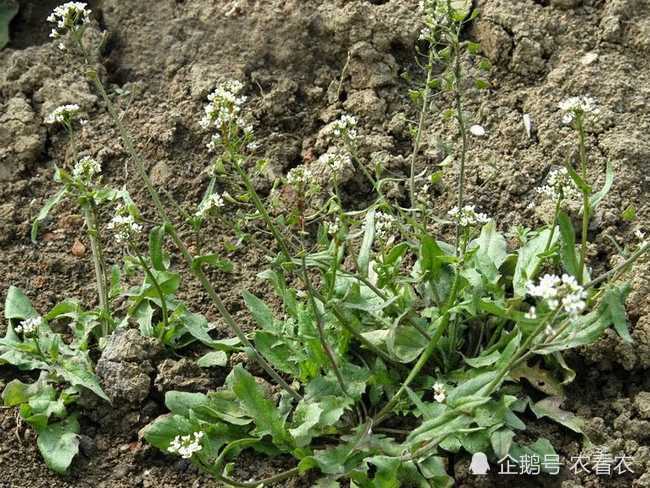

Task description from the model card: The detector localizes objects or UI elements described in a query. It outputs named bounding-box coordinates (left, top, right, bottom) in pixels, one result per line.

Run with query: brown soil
left=1, top=0, right=649, bottom=486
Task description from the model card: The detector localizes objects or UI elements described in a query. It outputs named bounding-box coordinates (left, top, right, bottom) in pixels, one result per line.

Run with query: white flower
left=195, top=193, right=225, bottom=218
left=15, top=316, right=42, bottom=336
left=319, top=151, right=353, bottom=181
left=331, top=114, right=358, bottom=141
left=167, top=431, right=204, bottom=459
left=634, top=228, right=646, bottom=245
left=206, top=134, right=221, bottom=153
left=72, top=156, right=101, bottom=183
left=374, top=211, right=397, bottom=241
left=469, top=125, right=486, bottom=137
left=417, top=183, right=431, bottom=205
left=433, top=382, right=446, bottom=403
left=45, top=104, right=81, bottom=125
left=448, top=205, right=490, bottom=227
left=536, top=167, right=579, bottom=202
left=200, top=80, right=248, bottom=131
left=47, top=2, right=91, bottom=39
left=286, top=165, right=313, bottom=189
left=526, top=273, right=586, bottom=317
left=525, top=306, right=537, bottom=320
left=328, top=218, right=340, bottom=236
left=107, top=211, right=142, bottom=244
left=246, top=141, right=259, bottom=152
left=558, top=96, right=599, bottom=124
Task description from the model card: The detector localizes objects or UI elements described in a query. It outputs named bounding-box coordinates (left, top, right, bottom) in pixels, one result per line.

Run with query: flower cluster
left=527, top=274, right=587, bottom=317
left=418, top=0, right=451, bottom=40
left=45, top=104, right=81, bottom=125
left=448, top=205, right=490, bottom=227
left=286, top=165, right=314, bottom=189
left=15, top=316, right=42, bottom=337
left=107, top=209, right=142, bottom=244
left=47, top=2, right=91, bottom=40
left=331, top=114, right=358, bottom=141
left=558, top=96, right=598, bottom=124
left=167, top=431, right=204, bottom=459
left=327, top=217, right=341, bottom=236
left=72, top=156, right=101, bottom=183
left=319, top=151, right=353, bottom=181
left=200, top=80, right=250, bottom=133
left=416, top=183, right=432, bottom=205
left=433, top=382, right=446, bottom=403
left=195, top=193, right=225, bottom=218
left=536, top=167, right=579, bottom=202
left=374, top=211, right=397, bottom=242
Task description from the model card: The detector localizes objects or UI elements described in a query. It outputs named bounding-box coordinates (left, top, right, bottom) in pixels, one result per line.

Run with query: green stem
left=452, top=34, right=468, bottom=254
left=82, top=205, right=110, bottom=335
left=576, top=116, right=589, bottom=283
left=86, top=70, right=302, bottom=402
left=544, top=199, right=562, bottom=253
left=409, top=48, right=435, bottom=208
left=374, top=269, right=462, bottom=423
left=131, top=244, right=169, bottom=337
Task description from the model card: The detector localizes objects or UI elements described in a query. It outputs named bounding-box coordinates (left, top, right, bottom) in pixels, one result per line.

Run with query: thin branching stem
left=130, top=243, right=169, bottom=336
left=85, top=69, right=302, bottom=402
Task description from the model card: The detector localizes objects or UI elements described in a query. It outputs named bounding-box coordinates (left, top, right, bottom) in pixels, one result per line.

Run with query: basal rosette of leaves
left=0, top=286, right=109, bottom=473
left=142, top=208, right=637, bottom=486
left=1, top=0, right=648, bottom=484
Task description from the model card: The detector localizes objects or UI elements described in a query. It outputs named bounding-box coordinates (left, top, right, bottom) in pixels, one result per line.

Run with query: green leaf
left=231, top=366, right=293, bottom=448
left=289, top=401, right=323, bottom=447
left=0, top=0, right=18, bottom=50
left=512, top=229, right=557, bottom=297
left=2, top=377, right=44, bottom=406
left=148, top=226, right=167, bottom=271
left=490, top=428, right=515, bottom=459
left=165, top=391, right=208, bottom=416
left=357, top=210, right=375, bottom=277
left=557, top=212, right=579, bottom=278
left=590, top=161, right=614, bottom=209
left=56, top=360, right=110, bottom=402
left=530, top=396, right=584, bottom=434
left=4, top=286, right=37, bottom=320
left=243, top=291, right=275, bottom=330
left=387, top=325, right=427, bottom=363
left=464, top=350, right=501, bottom=368
left=141, top=413, right=195, bottom=452
left=191, top=254, right=234, bottom=273
left=600, top=284, right=632, bottom=343
left=181, top=311, right=215, bottom=347
left=31, top=188, right=67, bottom=242
left=35, top=415, right=80, bottom=474
left=511, top=362, right=564, bottom=396
left=197, top=350, right=228, bottom=368
left=621, top=205, right=636, bottom=221
left=564, top=164, right=592, bottom=195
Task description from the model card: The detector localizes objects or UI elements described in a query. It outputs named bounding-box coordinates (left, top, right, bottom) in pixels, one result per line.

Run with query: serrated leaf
left=56, top=360, right=110, bottom=402
left=530, top=396, right=584, bottom=434
left=4, top=286, right=37, bottom=320
left=464, top=350, right=501, bottom=368
left=510, top=362, right=563, bottom=396
left=35, top=416, right=80, bottom=474
left=197, top=350, right=228, bottom=368
left=31, top=188, right=67, bottom=243
left=490, top=428, right=515, bottom=459
left=231, top=366, right=293, bottom=448
left=191, top=254, right=233, bottom=273
left=148, top=225, right=167, bottom=271
left=289, top=401, right=323, bottom=447
left=590, top=161, right=614, bottom=209
left=600, top=284, right=632, bottom=343
left=557, top=211, right=579, bottom=278
left=357, top=210, right=375, bottom=276
left=513, top=229, right=557, bottom=297
left=243, top=291, right=275, bottom=330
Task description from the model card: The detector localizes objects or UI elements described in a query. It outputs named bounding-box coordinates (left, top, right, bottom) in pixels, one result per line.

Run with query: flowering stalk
left=409, top=47, right=435, bottom=208
left=129, top=242, right=169, bottom=337
left=82, top=205, right=110, bottom=334
left=81, top=70, right=302, bottom=401
left=575, top=113, right=590, bottom=283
